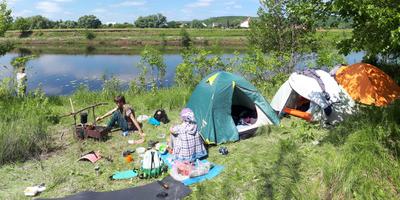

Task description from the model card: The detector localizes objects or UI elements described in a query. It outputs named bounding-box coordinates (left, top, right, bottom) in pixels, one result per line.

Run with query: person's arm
left=169, top=125, right=180, bottom=136
left=129, top=113, right=144, bottom=136
left=96, top=107, right=118, bottom=122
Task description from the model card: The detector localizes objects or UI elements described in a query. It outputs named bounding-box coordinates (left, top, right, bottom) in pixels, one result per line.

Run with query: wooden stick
left=60, top=102, right=109, bottom=118
left=69, top=98, right=75, bottom=113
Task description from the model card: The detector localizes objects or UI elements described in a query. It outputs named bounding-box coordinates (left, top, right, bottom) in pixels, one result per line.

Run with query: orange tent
left=335, top=63, right=400, bottom=106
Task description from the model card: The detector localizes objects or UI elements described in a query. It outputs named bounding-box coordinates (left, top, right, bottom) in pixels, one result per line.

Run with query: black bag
left=154, top=109, right=170, bottom=124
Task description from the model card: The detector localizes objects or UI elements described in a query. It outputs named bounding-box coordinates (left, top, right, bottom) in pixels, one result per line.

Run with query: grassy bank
left=10, top=44, right=249, bottom=56
left=1, top=79, right=400, bottom=199
left=1, top=28, right=249, bottom=47
left=0, top=28, right=352, bottom=48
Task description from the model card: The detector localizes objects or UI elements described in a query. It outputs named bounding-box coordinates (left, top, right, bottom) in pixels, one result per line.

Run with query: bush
left=102, top=76, right=122, bottom=98
left=136, top=46, right=166, bottom=91
left=0, top=89, right=52, bottom=165
left=175, top=47, right=231, bottom=88
left=84, top=31, right=96, bottom=40
left=180, top=28, right=191, bottom=48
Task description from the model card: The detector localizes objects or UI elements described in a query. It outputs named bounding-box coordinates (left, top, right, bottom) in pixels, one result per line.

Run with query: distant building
left=105, top=22, right=117, bottom=25
left=240, top=17, right=251, bottom=28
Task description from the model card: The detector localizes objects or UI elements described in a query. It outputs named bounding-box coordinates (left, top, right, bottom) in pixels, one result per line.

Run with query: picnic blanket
left=39, top=176, right=191, bottom=200
left=160, top=153, right=224, bottom=186
left=110, top=170, right=138, bottom=180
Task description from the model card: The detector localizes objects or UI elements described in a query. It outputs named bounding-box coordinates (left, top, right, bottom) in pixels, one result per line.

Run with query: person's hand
left=139, top=131, right=145, bottom=137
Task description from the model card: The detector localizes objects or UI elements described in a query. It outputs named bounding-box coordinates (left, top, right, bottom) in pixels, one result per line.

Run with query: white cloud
left=233, top=5, right=242, bottom=9
left=7, top=0, right=19, bottom=5
left=186, top=0, right=214, bottom=8
left=111, top=1, right=146, bottom=7
left=93, top=8, right=107, bottom=13
left=34, top=0, right=74, bottom=17
left=224, top=1, right=236, bottom=6
left=13, top=9, right=34, bottom=17
left=36, top=1, right=62, bottom=13
left=52, top=0, right=74, bottom=2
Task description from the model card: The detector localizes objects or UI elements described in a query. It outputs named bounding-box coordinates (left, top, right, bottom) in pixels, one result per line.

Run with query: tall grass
left=0, top=72, right=191, bottom=165
left=0, top=84, right=52, bottom=164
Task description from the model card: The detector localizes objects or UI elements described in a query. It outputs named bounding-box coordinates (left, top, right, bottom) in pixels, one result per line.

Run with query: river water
left=0, top=47, right=364, bottom=95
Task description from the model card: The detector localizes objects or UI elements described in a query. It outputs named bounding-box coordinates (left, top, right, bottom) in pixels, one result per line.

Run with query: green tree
left=334, top=0, right=400, bottom=61
left=134, top=13, right=167, bottom=28
left=28, top=15, right=54, bottom=29
left=191, top=20, right=205, bottom=28
left=167, top=21, right=179, bottom=28
left=0, top=1, right=12, bottom=56
left=112, top=22, right=134, bottom=28
left=13, top=17, right=30, bottom=32
left=0, top=0, right=12, bottom=37
left=249, top=0, right=328, bottom=72
left=78, top=15, right=102, bottom=28
left=60, top=20, right=78, bottom=28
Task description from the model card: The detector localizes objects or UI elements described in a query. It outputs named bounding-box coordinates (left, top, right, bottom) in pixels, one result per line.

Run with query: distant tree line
left=10, top=13, right=176, bottom=31
left=9, top=12, right=352, bottom=32
left=12, top=15, right=103, bottom=31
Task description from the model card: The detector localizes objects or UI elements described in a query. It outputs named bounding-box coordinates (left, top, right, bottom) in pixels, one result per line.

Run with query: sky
left=7, top=0, right=261, bottom=23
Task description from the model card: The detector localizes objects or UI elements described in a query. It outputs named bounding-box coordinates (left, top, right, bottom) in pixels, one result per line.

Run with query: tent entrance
left=231, top=87, right=258, bottom=134
left=285, top=91, right=311, bottom=112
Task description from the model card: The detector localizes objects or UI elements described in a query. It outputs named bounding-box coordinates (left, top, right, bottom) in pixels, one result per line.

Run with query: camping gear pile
left=148, top=109, right=170, bottom=126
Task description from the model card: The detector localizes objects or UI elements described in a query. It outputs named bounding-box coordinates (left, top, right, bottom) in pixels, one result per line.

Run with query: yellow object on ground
left=335, top=63, right=400, bottom=106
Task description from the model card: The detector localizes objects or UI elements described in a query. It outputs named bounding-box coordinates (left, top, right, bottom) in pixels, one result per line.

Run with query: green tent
left=187, top=71, right=280, bottom=144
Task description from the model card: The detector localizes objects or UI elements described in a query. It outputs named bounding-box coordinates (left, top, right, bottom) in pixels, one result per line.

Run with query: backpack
left=140, top=149, right=166, bottom=178
left=154, top=109, right=170, bottom=124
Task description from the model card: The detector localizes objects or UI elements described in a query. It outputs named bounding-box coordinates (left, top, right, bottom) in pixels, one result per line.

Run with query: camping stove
left=62, top=102, right=110, bottom=141
left=75, top=125, right=108, bottom=140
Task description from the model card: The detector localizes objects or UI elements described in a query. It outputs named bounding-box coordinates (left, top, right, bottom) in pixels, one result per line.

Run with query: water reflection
left=0, top=47, right=364, bottom=96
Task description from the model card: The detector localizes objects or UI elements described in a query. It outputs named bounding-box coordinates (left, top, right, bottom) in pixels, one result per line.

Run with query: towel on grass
left=160, top=153, right=224, bottom=186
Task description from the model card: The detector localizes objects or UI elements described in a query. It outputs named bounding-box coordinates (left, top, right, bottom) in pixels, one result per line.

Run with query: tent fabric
left=271, top=70, right=355, bottom=124
left=297, top=69, right=326, bottom=91
left=187, top=71, right=279, bottom=144
left=335, top=63, right=400, bottom=107
left=39, top=176, right=191, bottom=200
left=289, top=70, right=341, bottom=109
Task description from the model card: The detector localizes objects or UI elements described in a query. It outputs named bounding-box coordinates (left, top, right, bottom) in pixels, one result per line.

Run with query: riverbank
left=0, top=28, right=352, bottom=47
left=1, top=82, right=400, bottom=199
left=2, top=28, right=249, bottom=47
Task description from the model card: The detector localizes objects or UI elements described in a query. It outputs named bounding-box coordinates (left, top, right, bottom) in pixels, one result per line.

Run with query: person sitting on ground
left=169, top=108, right=207, bottom=162
left=96, top=95, right=145, bottom=143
